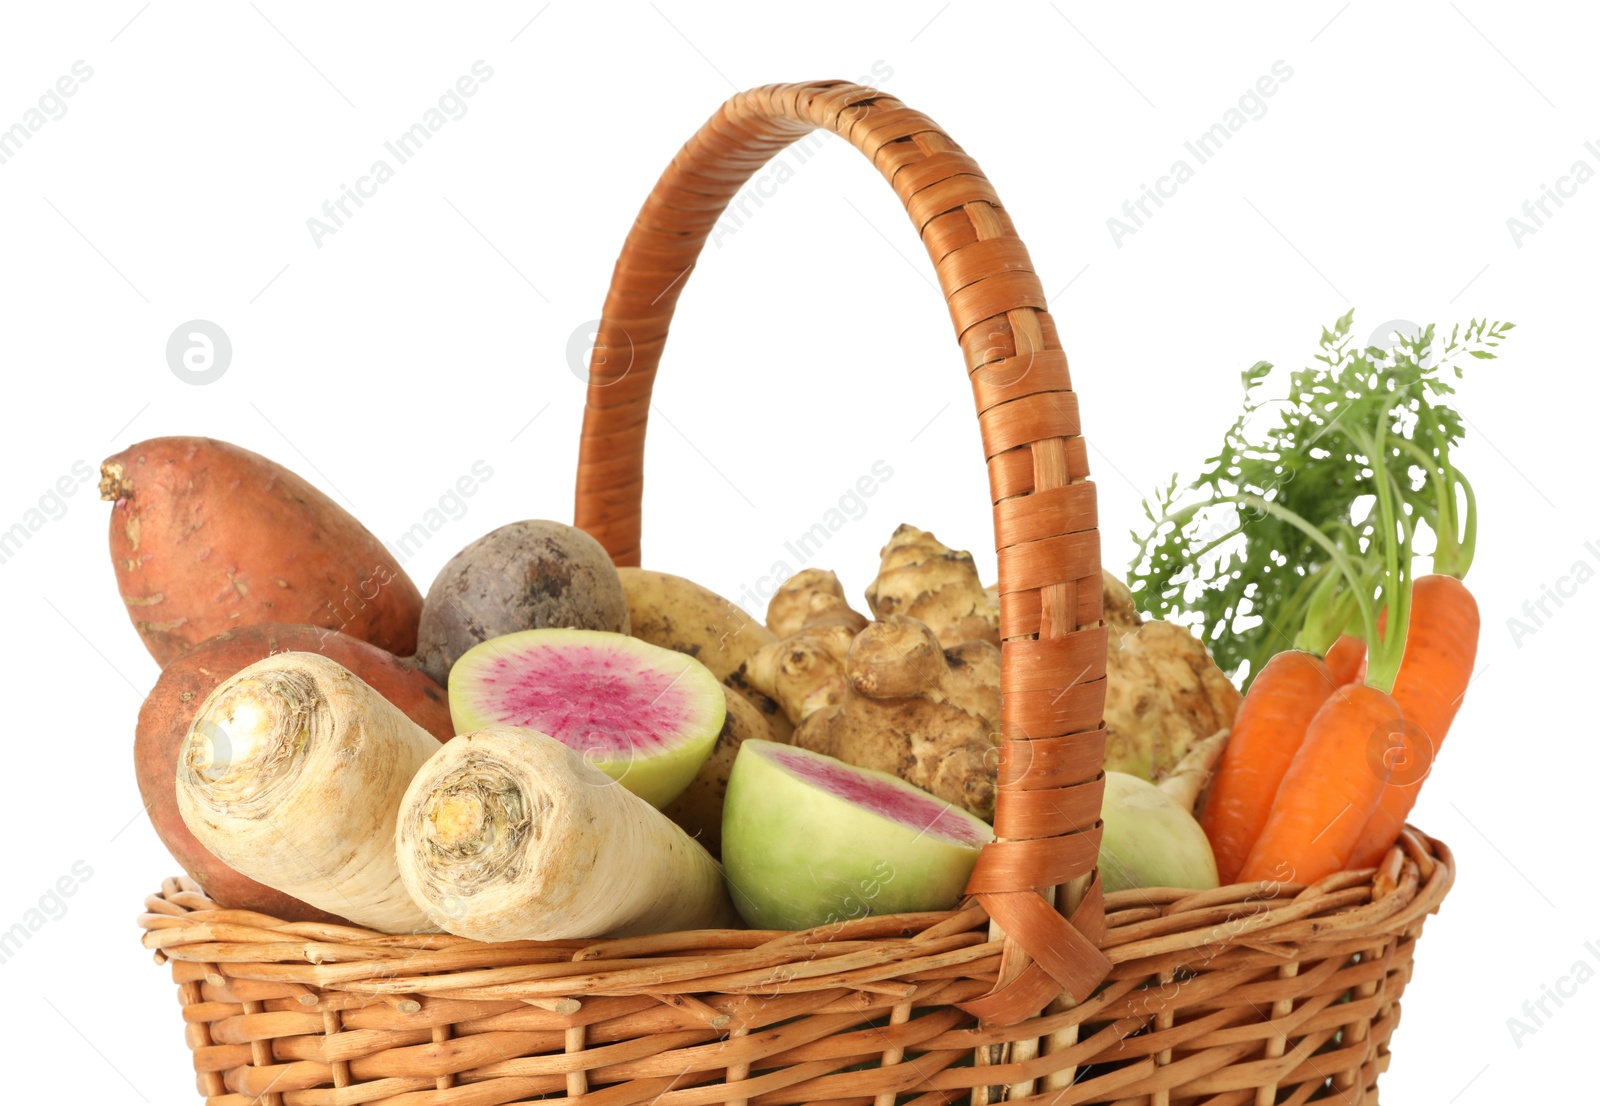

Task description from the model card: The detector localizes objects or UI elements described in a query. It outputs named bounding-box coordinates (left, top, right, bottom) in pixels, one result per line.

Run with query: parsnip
left=395, top=726, right=738, bottom=941
left=175, top=652, right=441, bottom=933
left=1157, top=727, right=1231, bottom=816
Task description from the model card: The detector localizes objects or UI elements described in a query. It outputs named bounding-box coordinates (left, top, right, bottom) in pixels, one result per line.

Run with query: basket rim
left=139, top=828, right=1452, bottom=1009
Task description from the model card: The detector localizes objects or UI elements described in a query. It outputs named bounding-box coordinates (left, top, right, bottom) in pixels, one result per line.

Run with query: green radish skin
left=660, top=686, right=778, bottom=858
left=394, top=726, right=738, bottom=940
left=1099, top=771, right=1220, bottom=894
left=449, top=629, right=724, bottom=808
left=721, top=740, right=992, bottom=930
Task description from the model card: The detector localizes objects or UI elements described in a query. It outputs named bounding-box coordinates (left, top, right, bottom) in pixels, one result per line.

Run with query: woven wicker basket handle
left=574, top=81, right=1111, bottom=1022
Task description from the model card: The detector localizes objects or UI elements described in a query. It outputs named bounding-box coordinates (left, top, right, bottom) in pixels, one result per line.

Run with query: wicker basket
left=139, top=81, right=1456, bottom=1105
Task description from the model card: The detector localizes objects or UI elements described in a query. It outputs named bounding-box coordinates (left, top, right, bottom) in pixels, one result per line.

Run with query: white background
left=0, top=0, right=1592, bottom=1099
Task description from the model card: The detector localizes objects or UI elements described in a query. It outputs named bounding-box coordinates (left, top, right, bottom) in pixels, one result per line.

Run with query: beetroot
left=413, top=520, right=629, bottom=685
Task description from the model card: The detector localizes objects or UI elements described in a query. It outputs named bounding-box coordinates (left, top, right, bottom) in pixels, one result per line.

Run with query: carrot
left=1199, top=651, right=1338, bottom=884
left=1323, top=633, right=1366, bottom=688
left=1237, top=683, right=1400, bottom=885
left=1346, top=575, right=1479, bottom=868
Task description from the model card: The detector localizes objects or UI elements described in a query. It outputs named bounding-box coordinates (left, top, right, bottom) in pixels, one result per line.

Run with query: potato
left=413, top=520, right=629, bottom=685
left=135, top=624, right=452, bottom=922
left=619, top=566, right=794, bottom=743
left=100, top=437, right=423, bottom=666
left=660, top=687, right=776, bottom=858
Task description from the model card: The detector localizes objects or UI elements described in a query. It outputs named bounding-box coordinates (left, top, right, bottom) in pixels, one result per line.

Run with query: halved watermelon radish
left=721, top=740, right=993, bottom=930
left=448, top=629, right=724, bottom=808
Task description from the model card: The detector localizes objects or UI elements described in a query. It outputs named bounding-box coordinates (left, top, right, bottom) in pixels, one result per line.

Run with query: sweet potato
left=100, top=437, right=423, bottom=666
left=135, top=624, right=452, bottom=921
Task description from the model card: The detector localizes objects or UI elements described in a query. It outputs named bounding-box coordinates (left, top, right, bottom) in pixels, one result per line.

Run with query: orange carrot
left=1200, top=651, right=1337, bottom=884
left=1346, top=575, right=1479, bottom=868
left=1237, top=683, right=1400, bottom=885
left=1323, top=633, right=1366, bottom=688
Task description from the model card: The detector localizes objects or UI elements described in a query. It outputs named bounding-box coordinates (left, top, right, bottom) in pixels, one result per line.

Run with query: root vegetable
left=767, top=568, right=868, bottom=640
left=661, top=687, right=778, bottom=857
left=395, top=726, right=737, bottom=940
left=618, top=566, right=792, bottom=742
left=745, top=546, right=1240, bottom=827
left=1237, top=683, right=1399, bottom=885
left=413, top=520, right=629, bottom=686
left=1347, top=575, right=1480, bottom=869
left=791, top=615, right=999, bottom=821
left=1099, top=771, right=1220, bottom=894
left=137, top=624, right=452, bottom=921
left=1103, top=571, right=1242, bottom=782
left=1324, top=633, right=1367, bottom=687
left=721, top=740, right=992, bottom=930
left=175, top=652, right=441, bottom=933
left=447, top=629, right=724, bottom=808
left=1199, top=651, right=1337, bottom=883
left=100, top=437, right=423, bottom=666
left=742, top=570, right=867, bottom=725
left=865, top=525, right=999, bottom=647
left=1157, top=727, right=1231, bottom=816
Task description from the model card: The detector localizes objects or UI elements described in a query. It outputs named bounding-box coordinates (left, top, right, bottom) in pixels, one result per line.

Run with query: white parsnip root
left=174, top=652, right=441, bottom=934
left=395, top=726, right=738, bottom=941
left=1157, top=727, right=1232, bottom=816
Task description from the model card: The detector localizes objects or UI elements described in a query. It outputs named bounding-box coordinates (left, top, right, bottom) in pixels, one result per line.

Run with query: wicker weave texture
left=140, top=829, right=1450, bottom=1105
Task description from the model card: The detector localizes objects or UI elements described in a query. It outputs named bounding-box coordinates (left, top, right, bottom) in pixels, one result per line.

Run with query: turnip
left=175, top=652, right=442, bottom=933
left=394, top=726, right=737, bottom=940
left=1098, top=771, right=1220, bottom=894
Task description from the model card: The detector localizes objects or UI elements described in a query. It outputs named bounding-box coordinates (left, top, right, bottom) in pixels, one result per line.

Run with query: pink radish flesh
left=473, top=642, right=694, bottom=750
left=765, top=746, right=988, bottom=845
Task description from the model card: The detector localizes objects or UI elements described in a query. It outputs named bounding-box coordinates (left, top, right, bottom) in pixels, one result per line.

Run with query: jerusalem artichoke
left=1103, top=572, right=1242, bottom=782
left=865, top=525, right=1000, bottom=647
left=741, top=569, right=867, bottom=724
left=793, top=615, right=999, bottom=820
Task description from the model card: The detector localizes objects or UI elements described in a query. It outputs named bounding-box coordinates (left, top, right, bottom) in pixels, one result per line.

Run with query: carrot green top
left=1130, top=312, right=1510, bottom=693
